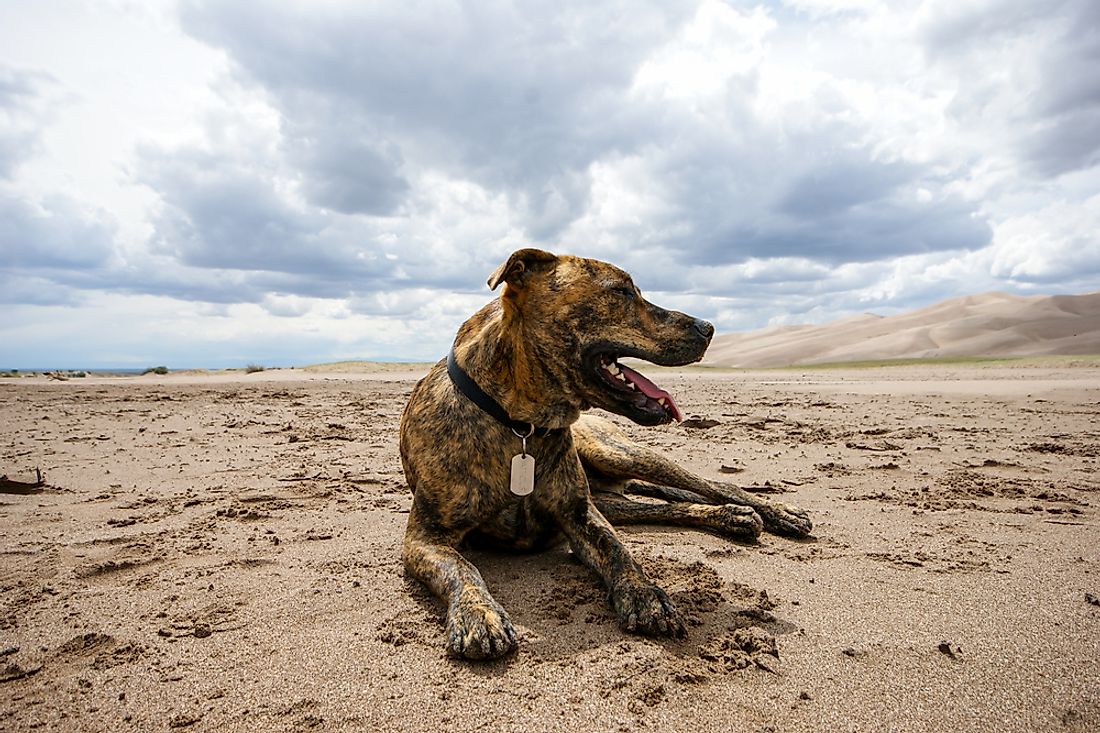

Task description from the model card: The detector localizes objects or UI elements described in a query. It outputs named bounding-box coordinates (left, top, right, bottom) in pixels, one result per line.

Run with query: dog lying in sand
left=399, top=248, right=812, bottom=659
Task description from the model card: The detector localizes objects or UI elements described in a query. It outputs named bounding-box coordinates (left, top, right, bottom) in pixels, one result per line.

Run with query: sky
left=1, top=0, right=1098, bottom=369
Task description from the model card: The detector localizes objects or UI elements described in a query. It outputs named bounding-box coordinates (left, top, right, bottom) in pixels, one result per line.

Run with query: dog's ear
left=487, top=248, right=558, bottom=290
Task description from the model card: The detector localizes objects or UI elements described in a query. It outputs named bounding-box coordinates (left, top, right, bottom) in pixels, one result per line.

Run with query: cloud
left=553, top=3, right=993, bottom=277
left=921, top=0, right=1100, bottom=178
left=286, top=128, right=409, bottom=217
left=141, top=146, right=328, bottom=273
left=0, top=271, right=83, bottom=307
left=990, top=192, right=1100, bottom=283
left=172, top=0, right=995, bottom=277
left=0, top=65, right=122, bottom=292
left=134, top=133, right=526, bottom=301
left=123, top=75, right=539, bottom=305
left=666, top=143, right=991, bottom=266
left=176, top=0, right=702, bottom=242
left=0, top=194, right=116, bottom=270
left=0, top=67, right=53, bottom=180
left=159, top=0, right=1083, bottom=300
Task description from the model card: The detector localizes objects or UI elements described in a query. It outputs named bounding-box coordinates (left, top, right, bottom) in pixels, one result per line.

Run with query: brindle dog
left=400, top=248, right=812, bottom=660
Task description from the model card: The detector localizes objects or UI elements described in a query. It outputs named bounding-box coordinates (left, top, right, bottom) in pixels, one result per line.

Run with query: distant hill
left=703, top=291, right=1100, bottom=368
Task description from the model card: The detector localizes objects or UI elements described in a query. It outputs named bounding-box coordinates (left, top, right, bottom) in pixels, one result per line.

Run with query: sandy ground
left=1, top=364, right=1098, bottom=732
left=703, top=290, right=1100, bottom=367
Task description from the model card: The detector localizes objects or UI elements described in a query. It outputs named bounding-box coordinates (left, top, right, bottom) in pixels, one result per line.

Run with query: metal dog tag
left=510, top=426, right=536, bottom=496
left=510, top=453, right=535, bottom=496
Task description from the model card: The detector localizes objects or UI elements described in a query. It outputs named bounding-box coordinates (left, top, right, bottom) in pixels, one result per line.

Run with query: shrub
left=142, top=366, right=169, bottom=375
left=245, top=364, right=265, bottom=374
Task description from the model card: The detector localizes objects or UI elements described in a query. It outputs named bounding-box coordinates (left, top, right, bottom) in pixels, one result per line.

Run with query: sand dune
left=704, top=290, right=1100, bottom=368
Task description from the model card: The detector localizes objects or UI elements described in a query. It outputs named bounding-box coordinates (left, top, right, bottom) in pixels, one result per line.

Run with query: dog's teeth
left=606, top=362, right=620, bottom=376
left=658, top=397, right=666, bottom=406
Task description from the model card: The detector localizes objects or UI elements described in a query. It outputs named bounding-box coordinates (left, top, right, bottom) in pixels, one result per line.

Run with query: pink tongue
left=618, top=364, right=683, bottom=422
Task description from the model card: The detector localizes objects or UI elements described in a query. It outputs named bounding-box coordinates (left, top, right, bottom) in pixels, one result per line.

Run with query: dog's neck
left=453, top=303, right=582, bottom=430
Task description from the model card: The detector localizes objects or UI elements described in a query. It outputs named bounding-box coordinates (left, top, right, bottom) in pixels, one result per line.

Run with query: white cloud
left=990, top=193, right=1100, bottom=282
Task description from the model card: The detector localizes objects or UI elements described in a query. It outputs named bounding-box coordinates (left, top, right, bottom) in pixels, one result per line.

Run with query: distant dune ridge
left=703, top=290, right=1100, bottom=368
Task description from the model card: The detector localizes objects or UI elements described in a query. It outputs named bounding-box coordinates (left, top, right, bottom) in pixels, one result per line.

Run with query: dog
left=399, top=248, right=812, bottom=660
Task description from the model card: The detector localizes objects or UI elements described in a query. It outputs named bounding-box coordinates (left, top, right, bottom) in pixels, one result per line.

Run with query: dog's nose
left=693, top=319, right=714, bottom=340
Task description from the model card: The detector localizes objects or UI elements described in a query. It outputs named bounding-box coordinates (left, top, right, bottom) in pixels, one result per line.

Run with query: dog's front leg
left=557, top=497, right=686, bottom=638
left=403, top=504, right=517, bottom=660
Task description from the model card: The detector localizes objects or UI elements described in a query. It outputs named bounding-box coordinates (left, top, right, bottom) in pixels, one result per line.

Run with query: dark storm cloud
left=283, top=117, right=410, bottom=216
left=768, top=155, right=991, bottom=262
left=137, top=145, right=404, bottom=289
left=177, top=0, right=693, bottom=239
left=722, top=197, right=990, bottom=264
left=635, top=126, right=990, bottom=275
left=778, top=158, right=915, bottom=219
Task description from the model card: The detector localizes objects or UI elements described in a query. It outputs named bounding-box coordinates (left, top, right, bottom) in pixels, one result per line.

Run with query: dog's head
left=485, top=248, right=713, bottom=426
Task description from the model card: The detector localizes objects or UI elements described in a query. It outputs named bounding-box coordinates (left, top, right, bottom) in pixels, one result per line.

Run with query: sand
left=703, top=290, right=1100, bottom=367
left=1, top=364, right=1098, bottom=732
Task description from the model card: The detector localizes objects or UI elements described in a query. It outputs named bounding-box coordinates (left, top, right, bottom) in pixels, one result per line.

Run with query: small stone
left=681, top=418, right=721, bottom=429
left=0, top=662, right=42, bottom=682
left=168, top=713, right=201, bottom=728
left=937, top=641, right=961, bottom=659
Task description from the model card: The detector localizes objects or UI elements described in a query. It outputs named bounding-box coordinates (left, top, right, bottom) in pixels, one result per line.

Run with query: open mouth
left=596, top=355, right=683, bottom=423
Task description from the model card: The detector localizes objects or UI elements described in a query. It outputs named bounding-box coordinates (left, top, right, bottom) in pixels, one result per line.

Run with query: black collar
left=446, top=348, right=563, bottom=438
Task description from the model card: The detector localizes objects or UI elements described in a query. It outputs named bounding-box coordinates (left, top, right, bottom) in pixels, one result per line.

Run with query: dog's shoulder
left=403, top=360, right=466, bottom=427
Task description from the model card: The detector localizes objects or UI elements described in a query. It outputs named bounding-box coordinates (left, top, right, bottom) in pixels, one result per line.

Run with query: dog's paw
left=708, top=504, right=763, bottom=540
left=611, top=582, right=685, bottom=638
left=758, top=501, right=813, bottom=538
left=445, top=596, right=517, bottom=661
